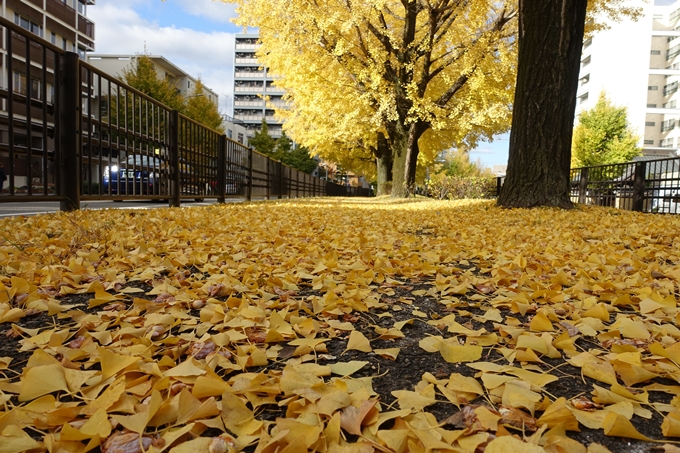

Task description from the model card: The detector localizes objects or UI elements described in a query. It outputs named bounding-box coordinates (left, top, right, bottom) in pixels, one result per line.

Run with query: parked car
left=102, top=155, right=165, bottom=197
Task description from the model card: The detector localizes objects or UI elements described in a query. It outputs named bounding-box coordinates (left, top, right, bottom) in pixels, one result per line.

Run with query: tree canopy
left=121, top=55, right=185, bottom=112
left=224, top=0, right=518, bottom=197
left=184, top=79, right=225, bottom=133
left=571, top=92, right=641, bottom=168
left=249, top=119, right=277, bottom=157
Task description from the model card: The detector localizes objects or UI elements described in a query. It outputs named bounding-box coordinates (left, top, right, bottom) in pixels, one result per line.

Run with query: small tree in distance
left=571, top=92, right=641, bottom=168
left=121, top=54, right=185, bottom=112
left=249, top=119, right=277, bottom=157
left=185, top=79, right=225, bottom=133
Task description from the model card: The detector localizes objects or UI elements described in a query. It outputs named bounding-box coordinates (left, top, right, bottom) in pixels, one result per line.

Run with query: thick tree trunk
left=391, top=122, right=427, bottom=198
left=497, top=0, right=587, bottom=209
left=390, top=123, right=410, bottom=198
left=375, top=132, right=393, bottom=196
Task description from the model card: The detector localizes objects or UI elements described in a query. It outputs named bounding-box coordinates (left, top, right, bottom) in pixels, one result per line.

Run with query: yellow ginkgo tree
left=223, top=0, right=518, bottom=197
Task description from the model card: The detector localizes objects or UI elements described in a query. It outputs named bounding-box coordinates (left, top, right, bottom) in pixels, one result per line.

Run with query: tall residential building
left=233, top=33, right=285, bottom=139
left=87, top=54, right=219, bottom=103
left=1, top=0, right=95, bottom=189
left=576, top=2, right=680, bottom=158
left=3, top=0, right=95, bottom=58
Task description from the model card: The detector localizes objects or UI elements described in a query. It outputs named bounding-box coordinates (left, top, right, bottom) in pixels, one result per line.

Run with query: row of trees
left=121, top=54, right=225, bottom=133
left=224, top=0, right=641, bottom=206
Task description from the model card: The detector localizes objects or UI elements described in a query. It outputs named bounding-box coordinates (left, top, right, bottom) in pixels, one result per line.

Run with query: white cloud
left=89, top=1, right=236, bottom=113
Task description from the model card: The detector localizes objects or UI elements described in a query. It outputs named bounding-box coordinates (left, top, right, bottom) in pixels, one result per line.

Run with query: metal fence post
left=278, top=161, right=284, bottom=199
left=247, top=149, right=253, bottom=201
left=266, top=157, right=271, bottom=200
left=217, top=135, right=227, bottom=203
left=578, top=168, right=589, bottom=205
left=59, top=52, right=81, bottom=211
left=169, top=110, right=181, bottom=207
left=632, top=161, right=646, bottom=212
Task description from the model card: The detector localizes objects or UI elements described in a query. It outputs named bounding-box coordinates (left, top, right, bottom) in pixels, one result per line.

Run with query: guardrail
left=0, top=16, right=371, bottom=210
left=494, top=157, right=680, bottom=214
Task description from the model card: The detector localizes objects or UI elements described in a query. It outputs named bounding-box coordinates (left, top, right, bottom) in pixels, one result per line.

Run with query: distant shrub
left=428, top=175, right=496, bottom=200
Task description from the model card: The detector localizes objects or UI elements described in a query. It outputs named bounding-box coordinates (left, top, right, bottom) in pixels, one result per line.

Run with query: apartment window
left=237, top=133, right=244, bottom=144
left=50, top=32, right=56, bottom=45
left=650, top=86, right=659, bottom=91
left=644, top=140, right=655, bottom=145
left=667, top=44, right=680, bottom=61
left=646, top=121, right=656, bottom=127
left=652, top=50, right=661, bottom=55
left=578, top=92, right=589, bottom=104
left=660, top=138, right=675, bottom=147
left=77, top=46, right=86, bottom=60
left=648, top=103, right=658, bottom=108
left=77, top=0, right=86, bottom=15
left=62, top=38, right=67, bottom=51
left=12, top=72, right=41, bottom=100
left=227, top=129, right=233, bottom=139
left=581, top=55, right=591, bottom=67
left=661, top=119, right=676, bottom=132
left=583, top=37, right=592, bottom=49
left=664, top=81, right=678, bottom=96
left=14, top=13, right=43, bottom=38
left=663, top=100, right=677, bottom=108
left=580, top=74, right=590, bottom=86
left=188, top=81, right=191, bottom=89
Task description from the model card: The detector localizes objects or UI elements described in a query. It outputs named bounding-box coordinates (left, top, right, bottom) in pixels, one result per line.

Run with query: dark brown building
left=0, top=0, right=95, bottom=191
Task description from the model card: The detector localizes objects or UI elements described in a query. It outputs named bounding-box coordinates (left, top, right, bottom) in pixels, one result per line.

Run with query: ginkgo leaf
left=330, top=361, right=368, bottom=376
left=602, top=412, right=651, bottom=440
left=345, top=331, right=372, bottom=353
left=18, top=364, right=69, bottom=402
left=485, top=434, right=546, bottom=453
left=340, top=400, right=378, bottom=436
left=0, top=425, right=44, bottom=453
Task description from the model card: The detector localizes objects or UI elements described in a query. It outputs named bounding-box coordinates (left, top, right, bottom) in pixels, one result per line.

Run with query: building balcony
left=235, top=86, right=264, bottom=93
left=234, top=100, right=264, bottom=107
left=266, top=87, right=285, bottom=94
left=234, top=114, right=264, bottom=122
left=235, top=44, right=261, bottom=50
left=235, top=72, right=265, bottom=78
left=235, top=58, right=258, bottom=64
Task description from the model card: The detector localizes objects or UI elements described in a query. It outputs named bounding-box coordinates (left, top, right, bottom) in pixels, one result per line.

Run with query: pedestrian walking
left=0, top=163, right=6, bottom=193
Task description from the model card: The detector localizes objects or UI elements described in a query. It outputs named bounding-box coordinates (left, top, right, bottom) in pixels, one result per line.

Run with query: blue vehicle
left=102, top=155, right=165, bottom=197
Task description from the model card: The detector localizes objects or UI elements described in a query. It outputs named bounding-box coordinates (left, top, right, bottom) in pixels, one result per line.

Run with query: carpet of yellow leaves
left=0, top=198, right=679, bottom=453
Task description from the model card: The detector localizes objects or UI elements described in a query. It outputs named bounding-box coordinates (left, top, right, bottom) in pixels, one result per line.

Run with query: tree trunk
left=497, top=0, right=587, bottom=209
left=404, top=122, right=427, bottom=196
left=390, top=122, right=410, bottom=198
left=375, top=132, right=393, bottom=196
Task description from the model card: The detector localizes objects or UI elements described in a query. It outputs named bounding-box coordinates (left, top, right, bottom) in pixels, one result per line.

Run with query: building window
left=237, top=133, right=244, bottom=144
left=646, top=121, right=656, bottom=127
left=661, top=119, right=676, bottom=132
left=14, top=13, right=43, bottom=38
left=663, top=100, right=677, bottom=108
left=12, top=72, right=41, bottom=100
left=77, top=46, right=86, bottom=60
left=660, top=138, right=675, bottom=147
left=668, top=44, right=680, bottom=61
left=644, top=140, right=655, bottom=145
left=580, top=74, right=590, bottom=86
left=581, top=55, right=591, bottom=67
left=62, top=38, right=67, bottom=51
left=227, top=129, right=233, bottom=139
left=578, top=92, right=589, bottom=104
left=583, top=37, right=592, bottom=49
left=188, top=81, right=191, bottom=89
left=664, top=81, right=678, bottom=96
left=649, top=86, right=659, bottom=91
left=652, top=50, right=662, bottom=55
left=50, top=32, right=56, bottom=45
left=77, top=0, right=86, bottom=15
left=648, top=104, right=658, bottom=108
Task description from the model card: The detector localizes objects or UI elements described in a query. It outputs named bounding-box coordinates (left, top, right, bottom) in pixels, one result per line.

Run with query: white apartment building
left=87, top=54, right=219, bottom=104
left=233, top=33, right=285, bottom=138
left=576, top=1, right=680, bottom=158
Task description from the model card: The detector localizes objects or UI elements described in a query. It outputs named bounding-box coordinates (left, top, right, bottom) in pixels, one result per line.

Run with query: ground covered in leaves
left=1, top=198, right=680, bottom=453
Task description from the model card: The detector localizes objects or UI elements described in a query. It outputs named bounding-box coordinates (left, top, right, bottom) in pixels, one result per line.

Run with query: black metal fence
left=495, top=157, right=680, bottom=214
left=0, top=16, right=371, bottom=210
left=569, top=157, right=680, bottom=214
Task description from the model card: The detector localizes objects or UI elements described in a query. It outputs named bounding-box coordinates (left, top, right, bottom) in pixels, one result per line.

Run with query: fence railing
left=494, top=157, right=680, bottom=214
left=0, top=16, right=371, bottom=211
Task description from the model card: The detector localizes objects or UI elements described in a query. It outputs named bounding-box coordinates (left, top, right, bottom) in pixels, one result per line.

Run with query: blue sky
left=90, top=0, right=671, bottom=170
